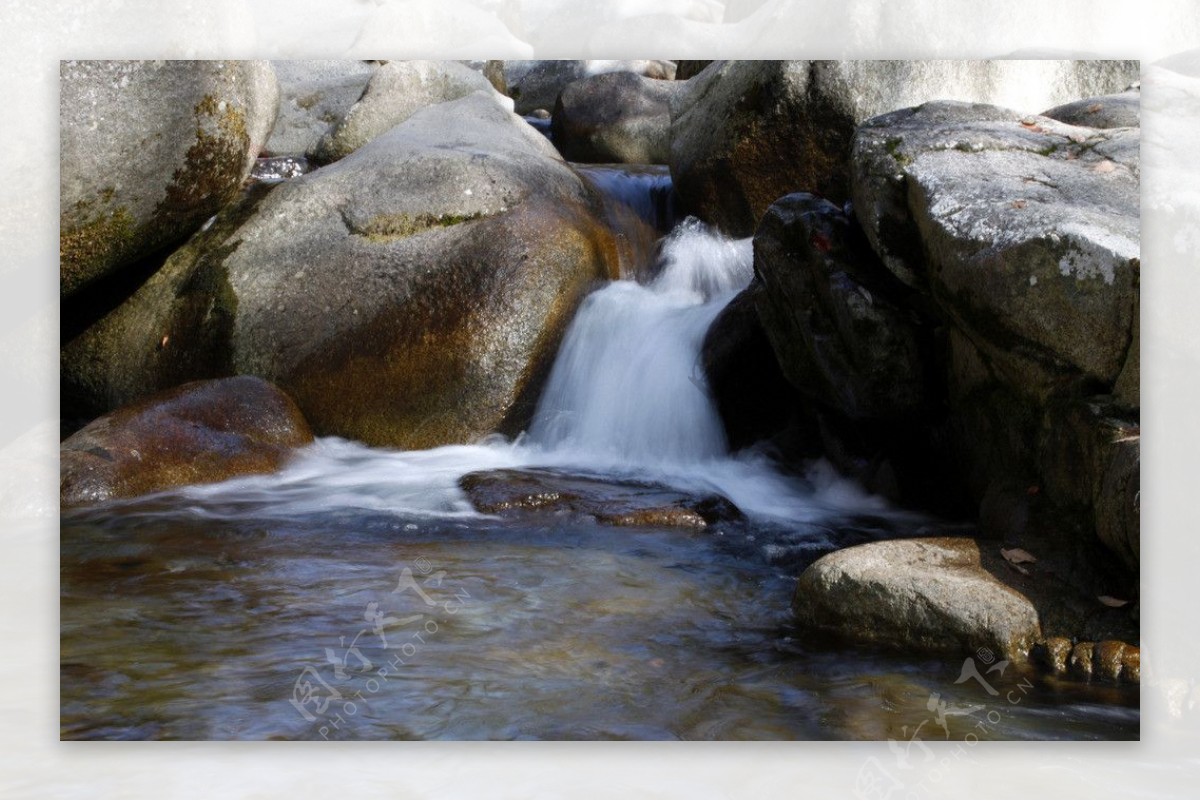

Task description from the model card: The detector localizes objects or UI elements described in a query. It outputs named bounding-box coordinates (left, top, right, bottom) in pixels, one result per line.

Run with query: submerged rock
left=459, top=468, right=742, bottom=529
left=62, top=92, right=620, bottom=449
left=60, top=376, right=312, bottom=508
left=793, top=537, right=1042, bottom=660
left=669, top=60, right=1138, bottom=235
left=60, top=60, right=278, bottom=296
left=552, top=72, right=679, bottom=164
left=313, top=60, right=502, bottom=163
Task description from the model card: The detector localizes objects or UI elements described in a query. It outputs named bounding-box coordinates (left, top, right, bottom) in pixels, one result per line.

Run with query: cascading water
left=527, top=217, right=752, bottom=467
left=59, top=162, right=1139, bottom=742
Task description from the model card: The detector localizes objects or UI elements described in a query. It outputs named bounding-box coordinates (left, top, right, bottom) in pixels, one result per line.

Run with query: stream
left=60, top=163, right=1139, bottom=741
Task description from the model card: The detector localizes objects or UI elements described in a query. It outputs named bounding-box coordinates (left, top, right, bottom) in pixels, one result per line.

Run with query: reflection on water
left=61, top=486, right=1137, bottom=741
left=60, top=173, right=1137, bottom=741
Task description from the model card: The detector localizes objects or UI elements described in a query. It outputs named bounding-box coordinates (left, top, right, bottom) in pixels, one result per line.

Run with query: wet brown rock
left=459, top=468, right=742, bottom=530
left=1040, top=636, right=1074, bottom=674
left=1069, top=641, right=1095, bottom=680
left=60, top=376, right=312, bottom=508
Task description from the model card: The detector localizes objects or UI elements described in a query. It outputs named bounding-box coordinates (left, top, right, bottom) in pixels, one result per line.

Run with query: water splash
left=527, top=218, right=751, bottom=466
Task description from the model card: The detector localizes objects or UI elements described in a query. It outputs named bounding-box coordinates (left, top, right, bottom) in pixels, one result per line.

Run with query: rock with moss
left=62, top=91, right=620, bottom=449
left=551, top=72, right=680, bottom=164
left=60, top=60, right=278, bottom=297
left=265, top=60, right=378, bottom=158
left=793, top=537, right=1043, bottom=660
left=669, top=60, right=1139, bottom=235
left=852, top=100, right=1139, bottom=393
left=313, top=60, right=503, bottom=163
left=60, top=376, right=312, bottom=508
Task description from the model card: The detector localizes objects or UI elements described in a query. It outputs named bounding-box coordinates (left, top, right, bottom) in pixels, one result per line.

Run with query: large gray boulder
left=313, top=60, right=502, bottom=163
left=61, top=92, right=620, bottom=449
left=754, top=193, right=928, bottom=420
left=504, top=60, right=677, bottom=115
left=264, top=60, right=377, bottom=158
left=793, top=537, right=1043, bottom=660
left=669, top=60, right=1139, bottom=235
left=61, top=376, right=312, bottom=508
left=853, top=101, right=1139, bottom=392
left=60, top=60, right=279, bottom=296
left=551, top=72, right=680, bottom=164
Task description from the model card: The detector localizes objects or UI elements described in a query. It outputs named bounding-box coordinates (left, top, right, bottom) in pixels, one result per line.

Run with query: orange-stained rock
left=61, top=376, right=312, bottom=507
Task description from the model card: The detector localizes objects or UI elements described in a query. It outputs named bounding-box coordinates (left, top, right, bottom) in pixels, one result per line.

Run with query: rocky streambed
left=61, top=59, right=1140, bottom=740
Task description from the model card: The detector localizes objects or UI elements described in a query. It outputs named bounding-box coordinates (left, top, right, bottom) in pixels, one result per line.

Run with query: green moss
left=60, top=206, right=138, bottom=294
left=358, top=211, right=484, bottom=243
left=885, top=137, right=912, bottom=167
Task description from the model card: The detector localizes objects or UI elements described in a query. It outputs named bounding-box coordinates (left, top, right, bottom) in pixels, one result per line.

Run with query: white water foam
left=123, top=216, right=889, bottom=527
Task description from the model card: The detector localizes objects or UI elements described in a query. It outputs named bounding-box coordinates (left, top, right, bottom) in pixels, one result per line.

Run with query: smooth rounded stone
left=264, top=60, right=377, bottom=158
left=792, top=537, right=1043, bottom=660
left=458, top=468, right=742, bottom=529
left=1042, top=91, right=1140, bottom=129
left=61, top=92, right=620, bottom=449
left=551, top=72, right=680, bottom=164
left=504, top=60, right=677, bottom=115
left=60, top=376, right=312, bottom=508
left=669, top=60, right=1139, bottom=236
left=313, top=60, right=503, bottom=163
left=854, top=101, right=1139, bottom=389
left=753, top=193, right=928, bottom=420
left=60, top=60, right=279, bottom=296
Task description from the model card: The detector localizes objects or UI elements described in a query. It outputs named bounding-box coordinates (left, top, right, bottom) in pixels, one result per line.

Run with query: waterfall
left=527, top=218, right=753, bottom=468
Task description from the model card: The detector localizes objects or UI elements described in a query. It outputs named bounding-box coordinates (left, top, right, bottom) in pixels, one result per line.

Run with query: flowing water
left=60, top=165, right=1138, bottom=741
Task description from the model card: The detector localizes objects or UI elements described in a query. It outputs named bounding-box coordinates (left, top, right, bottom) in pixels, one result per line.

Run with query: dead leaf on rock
left=1011, top=199, right=1027, bottom=209
left=1093, top=160, right=1116, bottom=174
left=1002, top=547, right=1037, bottom=565
left=1087, top=103, right=1104, bottom=113
left=1098, top=595, right=1130, bottom=607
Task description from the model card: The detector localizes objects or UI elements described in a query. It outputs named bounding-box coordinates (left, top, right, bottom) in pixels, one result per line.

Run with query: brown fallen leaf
left=1094, top=160, right=1116, bottom=174
left=1098, top=595, right=1130, bottom=607
left=1087, top=103, right=1104, bottom=113
left=1011, top=199, right=1027, bottom=209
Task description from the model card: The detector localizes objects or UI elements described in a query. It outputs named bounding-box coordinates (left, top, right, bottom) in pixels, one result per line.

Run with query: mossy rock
left=63, top=91, right=621, bottom=450
left=60, top=60, right=279, bottom=297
